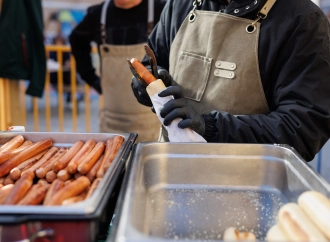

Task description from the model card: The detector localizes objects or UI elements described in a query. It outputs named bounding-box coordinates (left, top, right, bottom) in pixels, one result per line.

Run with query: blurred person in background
left=69, top=0, right=167, bottom=142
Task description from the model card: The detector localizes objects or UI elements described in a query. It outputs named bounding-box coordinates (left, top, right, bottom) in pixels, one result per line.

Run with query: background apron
left=162, top=6, right=273, bottom=141
left=99, top=0, right=160, bottom=142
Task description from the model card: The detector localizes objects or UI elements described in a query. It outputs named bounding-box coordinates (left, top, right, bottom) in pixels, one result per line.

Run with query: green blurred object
left=0, top=0, right=46, bottom=97
left=58, top=10, right=74, bottom=22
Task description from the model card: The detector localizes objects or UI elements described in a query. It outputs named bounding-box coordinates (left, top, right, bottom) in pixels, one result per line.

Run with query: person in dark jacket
left=131, top=0, right=330, bottom=161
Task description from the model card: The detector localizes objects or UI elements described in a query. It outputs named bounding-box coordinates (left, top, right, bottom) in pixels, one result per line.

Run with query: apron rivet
left=231, top=64, right=234, bottom=68
left=215, top=70, right=219, bottom=75
left=246, top=5, right=250, bottom=9
left=216, top=62, right=221, bottom=67
left=189, top=12, right=197, bottom=22
left=246, top=24, right=257, bottom=33
left=254, top=0, right=258, bottom=5
left=234, top=9, right=239, bottom=13
left=229, top=73, right=233, bottom=77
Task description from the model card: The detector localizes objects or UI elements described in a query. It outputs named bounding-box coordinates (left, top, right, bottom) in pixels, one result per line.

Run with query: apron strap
left=100, top=0, right=155, bottom=44
left=246, top=0, right=276, bottom=34
left=100, top=0, right=111, bottom=44
left=259, top=0, right=277, bottom=18
left=251, top=0, right=277, bottom=25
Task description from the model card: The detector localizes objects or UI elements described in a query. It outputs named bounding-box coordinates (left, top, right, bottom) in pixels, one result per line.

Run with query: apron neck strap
left=246, top=0, right=276, bottom=33
left=253, top=0, right=276, bottom=24
left=100, top=0, right=155, bottom=44
left=258, top=0, right=276, bottom=18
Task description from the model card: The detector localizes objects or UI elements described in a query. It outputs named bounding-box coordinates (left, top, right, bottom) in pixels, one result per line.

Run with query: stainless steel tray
left=109, top=143, right=330, bottom=242
left=0, top=131, right=137, bottom=242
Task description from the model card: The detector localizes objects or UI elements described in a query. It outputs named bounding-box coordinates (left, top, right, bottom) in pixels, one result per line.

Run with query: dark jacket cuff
left=202, top=114, right=216, bottom=142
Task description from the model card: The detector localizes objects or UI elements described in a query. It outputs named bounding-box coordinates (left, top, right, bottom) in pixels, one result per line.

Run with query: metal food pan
left=109, top=143, right=330, bottom=242
left=0, top=131, right=137, bottom=242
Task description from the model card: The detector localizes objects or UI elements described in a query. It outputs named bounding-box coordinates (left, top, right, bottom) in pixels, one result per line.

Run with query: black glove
left=158, top=86, right=205, bottom=136
left=90, top=76, right=102, bottom=95
left=131, top=66, right=172, bottom=107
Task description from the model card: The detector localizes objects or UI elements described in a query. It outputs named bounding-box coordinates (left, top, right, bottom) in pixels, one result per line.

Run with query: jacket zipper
left=21, top=32, right=28, bottom=68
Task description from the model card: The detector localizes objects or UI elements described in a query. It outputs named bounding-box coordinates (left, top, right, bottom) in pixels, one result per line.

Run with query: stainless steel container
left=0, top=131, right=137, bottom=242
left=109, top=143, right=330, bottom=242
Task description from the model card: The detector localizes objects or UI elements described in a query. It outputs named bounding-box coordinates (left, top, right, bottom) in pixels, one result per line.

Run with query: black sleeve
left=204, top=11, right=330, bottom=161
left=69, top=6, right=101, bottom=87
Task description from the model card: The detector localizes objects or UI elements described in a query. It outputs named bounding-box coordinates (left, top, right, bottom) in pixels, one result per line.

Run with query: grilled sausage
left=4, top=172, right=34, bottom=205
left=0, top=184, right=14, bottom=204
left=46, top=176, right=91, bottom=206
left=77, top=141, right=105, bottom=174
left=103, top=135, right=124, bottom=172
left=62, top=192, right=87, bottom=205
left=64, top=179, right=74, bottom=186
left=36, top=147, right=67, bottom=178
left=96, top=139, right=113, bottom=178
left=45, top=170, right=57, bottom=183
left=86, top=155, right=103, bottom=182
left=0, top=140, right=33, bottom=164
left=53, top=140, right=84, bottom=173
left=3, top=174, right=14, bottom=185
left=17, top=183, right=50, bottom=205
left=67, top=140, right=96, bottom=174
left=0, top=138, right=53, bottom=178
left=9, top=150, right=48, bottom=181
left=43, top=179, right=65, bottom=205
left=130, top=58, right=156, bottom=85
left=0, top=135, right=25, bottom=153
left=37, top=179, right=49, bottom=186
left=57, top=168, right=72, bottom=181
left=21, top=146, right=58, bottom=179
left=85, top=178, right=102, bottom=200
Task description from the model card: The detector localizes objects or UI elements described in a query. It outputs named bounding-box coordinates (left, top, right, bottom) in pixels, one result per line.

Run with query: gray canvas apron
left=160, top=0, right=276, bottom=141
left=99, top=0, right=160, bottom=142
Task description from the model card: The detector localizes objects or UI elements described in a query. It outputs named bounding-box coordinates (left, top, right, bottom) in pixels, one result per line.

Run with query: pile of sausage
left=0, top=135, right=124, bottom=206
left=266, top=191, right=330, bottom=242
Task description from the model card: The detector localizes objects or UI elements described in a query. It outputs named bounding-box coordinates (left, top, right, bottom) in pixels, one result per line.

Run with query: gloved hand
left=90, top=76, right=102, bottom=95
left=158, top=86, right=205, bottom=136
left=131, top=66, right=172, bottom=107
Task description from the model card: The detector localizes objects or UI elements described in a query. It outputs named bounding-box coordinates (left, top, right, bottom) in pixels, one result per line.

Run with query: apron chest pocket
left=173, top=51, right=212, bottom=102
